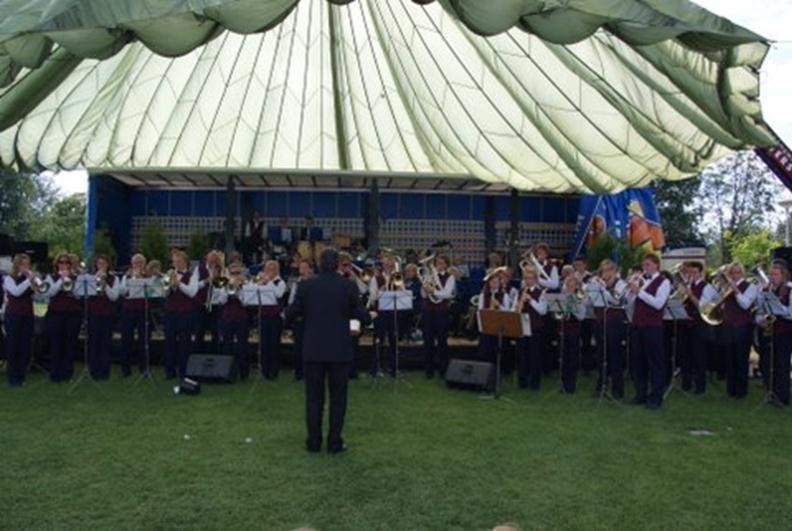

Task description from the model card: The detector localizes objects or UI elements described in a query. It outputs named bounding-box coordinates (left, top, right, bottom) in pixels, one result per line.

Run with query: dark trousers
left=518, top=331, right=544, bottom=389
left=220, top=319, right=249, bottom=379
left=560, top=333, right=580, bottom=393
left=723, top=324, right=752, bottom=398
left=120, top=308, right=148, bottom=374
left=631, top=326, right=666, bottom=407
left=580, top=318, right=595, bottom=372
left=48, top=311, right=81, bottom=382
left=87, top=313, right=114, bottom=379
left=349, top=336, right=360, bottom=379
left=164, top=311, right=192, bottom=378
left=373, top=311, right=398, bottom=375
left=479, top=334, right=498, bottom=363
left=421, top=310, right=449, bottom=376
left=543, top=317, right=558, bottom=374
left=762, top=333, right=792, bottom=405
left=259, top=315, right=283, bottom=379
left=594, top=319, right=625, bottom=399
left=304, top=362, right=350, bottom=451
left=682, top=324, right=708, bottom=393
left=5, top=314, right=33, bottom=387
left=194, top=305, right=220, bottom=354
left=292, top=321, right=305, bottom=380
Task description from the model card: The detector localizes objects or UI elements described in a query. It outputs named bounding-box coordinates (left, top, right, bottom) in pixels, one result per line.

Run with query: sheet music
left=377, top=290, right=413, bottom=311
left=663, top=299, right=690, bottom=320
left=759, top=291, right=789, bottom=317
left=125, top=277, right=165, bottom=299
left=73, top=274, right=96, bottom=298
left=240, top=283, right=279, bottom=306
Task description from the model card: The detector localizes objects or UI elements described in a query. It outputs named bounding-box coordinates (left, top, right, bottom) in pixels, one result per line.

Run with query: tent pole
left=509, top=188, right=520, bottom=270
left=367, top=180, right=380, bottom=256
left=224, top=176, right=237, bottom=258
left=484, top=196, right=496, bottom=265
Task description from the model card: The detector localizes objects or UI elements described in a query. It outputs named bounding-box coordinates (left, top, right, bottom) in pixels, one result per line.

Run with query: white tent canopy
left=0, top=0, right=776, bottom=193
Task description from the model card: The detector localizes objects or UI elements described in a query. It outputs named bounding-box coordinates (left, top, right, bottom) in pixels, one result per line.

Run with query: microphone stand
left=69, top=276, right=103, bottom=394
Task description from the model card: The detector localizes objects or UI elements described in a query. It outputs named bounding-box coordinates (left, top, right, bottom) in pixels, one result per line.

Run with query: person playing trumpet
left=86, top=255, right=120, bottom=379
left=514, top=266, right=548, bottom=390
left=557, top=275, right=587, bottom=393
left=217, top=262, right=252, bottom=380
left=2, top=254, right=36, bottom=387
left=256, top=259, right=287, bottom=380
left=590, top=259, right=627, bottom=400
left=194, top=250, right=224, bottom=354
left=755, top=260, right=792, bottom=406
left=45, top=252, right=82, bottom=383
left=420, top=255, right=456, bottom=379
left=369, top=255, right=400, bottom=376
left=681, top=261, right=718, bottom=394
left=163, top=249, right=199, bottom=379
left=718, top=262, right=758, bottom=399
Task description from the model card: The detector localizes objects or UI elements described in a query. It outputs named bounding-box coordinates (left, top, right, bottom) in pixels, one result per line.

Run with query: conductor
left=285, top=248, right=372, bottom=453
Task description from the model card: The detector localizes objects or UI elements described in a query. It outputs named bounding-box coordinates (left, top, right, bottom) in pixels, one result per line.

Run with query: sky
left=51, top=0, right=792, bottom=197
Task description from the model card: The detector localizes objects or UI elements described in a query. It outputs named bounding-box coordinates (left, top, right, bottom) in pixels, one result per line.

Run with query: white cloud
left=44, top=169, right=88, bottom=196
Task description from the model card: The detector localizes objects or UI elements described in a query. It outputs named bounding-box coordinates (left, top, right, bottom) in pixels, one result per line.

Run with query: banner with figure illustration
left=570, top=187, right=665, bottom=260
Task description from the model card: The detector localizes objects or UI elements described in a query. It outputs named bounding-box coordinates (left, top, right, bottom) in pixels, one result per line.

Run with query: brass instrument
left=700, top=265, right=732, bottom=326
left=61, top=275, right=74, bottom=293
left=669, top=263, right=689, bottom=302
left=212, top=276, right=230, bottom=289
left=160, top=269, right=180, bottom=294
left=418, top=254, right=443, bottom=304
left=27, top=273, right=51, bottom=295
left=522, top=246, right=552, bottom=284
left=386, top=255, right=405, bottom=291
left=96, top=271, right=108, bottom=295
left=350, top=263, right=373, bottom=284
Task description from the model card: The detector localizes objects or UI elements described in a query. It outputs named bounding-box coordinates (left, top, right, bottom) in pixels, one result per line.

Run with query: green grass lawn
left=2, top=368, right=791, bottom=531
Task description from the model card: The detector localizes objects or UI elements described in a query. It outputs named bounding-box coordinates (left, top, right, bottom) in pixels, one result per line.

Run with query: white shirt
left=515, top=286, right=548, bottom=315
left=176, top=270, right=199, bottom=298
left=588, top=278, right=627, bottom=308
left=626, top=272, right=670, bottom=311
left=755, top=283, right=792, bottom=324
left=731, top=277, right=758, bottom=310
left=420, top=271, right=456, bottom=302
left=688, top=279, right=718, bottom=309
left=97, top=275, right=121, bottom=302
left=537, top=262, right=560, bottom=291
left=3, top=275, right=31, bottom=297
left=261, top=276, right=287, bottom=303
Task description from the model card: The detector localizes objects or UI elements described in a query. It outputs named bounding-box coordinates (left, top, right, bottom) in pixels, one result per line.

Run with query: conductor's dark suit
left=285, top=271, right=371, bottom=452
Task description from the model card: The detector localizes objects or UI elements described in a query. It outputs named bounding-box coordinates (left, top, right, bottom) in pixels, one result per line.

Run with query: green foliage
left=728, top=229, right=780, bottom=267
left=0, top=171, right=58, bottom=239
left=614, top=238, right=646, bottom=276
left=2, top=374, right=792, bottom=529
left=584, top=232, right=616, bottom=271
left=653, top=177, right=702, bottom=245
left=92, top=227, right=117, bottom=266
left=139, top=219, right=169, bottom=265
left=187, top=229, right=211, bottom=261
left=29, top=193, right=86, bottom=259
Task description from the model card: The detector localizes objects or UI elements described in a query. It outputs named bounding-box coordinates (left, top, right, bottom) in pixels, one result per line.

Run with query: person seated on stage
left=420, top=255, right=456, bottom=379
left=256, top=260, right=287, bottom=380
left=86, top=255, right=120, bottom=380
left=243, top=210, right=265, bottom=265
left=119, top=254, right=150, bottom=376
left=288, top=259, right=314, bottom=381
left=368, top=255, right=401, bottom=377
left=626, top=253, right=671, bottom=409
left=683, top=261, right=718, bottom=394
left=591, top=259, right=628, bottom=400
left=163, top=249, right=199, bottom=379
left=217, top=263, right=251, bottom=380
left=514, top=266, right=547, bottom=390
left=477, top=268, right=509, bottom=362
left=558, top=275, right=587, bottom=393
left=533, top=243, right=560, bottom=292
left=755, top=259, right=792, bottom=406
left=44, top=252, right=82, bottom=383
left=2, top=254, right=35, bottom=387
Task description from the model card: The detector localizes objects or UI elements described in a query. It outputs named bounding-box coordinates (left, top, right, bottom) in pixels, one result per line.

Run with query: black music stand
left=479, top=309, right=522, bottom=399
left=69, top=275, right=103, bottom=394
left=754, top=291, right=786, bottom=409
left=589, top=287, right=623, bottom=406
left=134, top=278, right=157, bottom=387
left=663, top=300, right=690, bottom=399
left=543, top=294, right=571, bottom=398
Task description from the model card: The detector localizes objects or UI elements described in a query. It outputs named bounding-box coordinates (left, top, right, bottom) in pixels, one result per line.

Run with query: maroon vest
left=685, top=280, right=706, bottom=326
left=221, top=296, right=248, bottom=323
left=164, top=270, right=194, bottom=314
left=48, top=274, right=82, bottom=314
left=520, top=286, right=544, bottom=331
left=4, top=276, right=33, bottom=317
left=772, top=285, right=792, bottom=336
left=195, top=264, right=210, bottom=309
left=260, top=278, right=284, bottom=317
left=560, top=313, right=581, bottom=336
left=632, top=275, right=666, bottom=329
left=122, top=275, right=147, bottom=311
left=88, top=275, right=117, bottom=316
left=422, top=272, right=450, bottom=312
left=723, top=280, right=752, bottom=326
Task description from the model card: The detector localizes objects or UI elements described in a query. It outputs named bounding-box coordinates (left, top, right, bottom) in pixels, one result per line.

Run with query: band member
left=403, top=264, right=421, bottom=341
left=369, top=255, right=400, bottom=376
left=86, top=256, right=120, bottom=379
left=119, top=254, right=149, bottom=376
left=591, top=259, right=627, bottom=399
left=420, top=255, right=456, bottom=378
left=756, top=260, right=792, bottom=406
left=288, top=259, right=314, bottom=381
left=217, top=263, right=251, bottom=380
left=719, top=262, right=758, bottom=398
left=573, top=256, right=595, bottom=374
left=477, top=268, right=511, bottom=361
left=163, top=250, right=199, bottom=379
left=338, top=252, right=368, bottom=379
left=243, top=210, right=265, bottom=264
left=2, top=254, right=35, bottom=387
left=257, top=259, right=287, bottom=379
left=45, top=253, right=82, bottom=383
left=194, top=250, right=223, bottom=354
left=558, top=275, right=587, bottom=393
left=284, top=249, right=372, bottom=454
left=626, top=253, right=671, bottom=409
left=514, top=266, right=547, bottom=390
left=682, top=262, right=717, bottom=394
left=533, top=243, right=560, bottom=291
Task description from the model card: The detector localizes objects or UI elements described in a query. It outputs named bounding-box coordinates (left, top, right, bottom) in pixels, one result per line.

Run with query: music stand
left=588, top=285, right=623, bottom=406
left=479, top=309, right=522, bottom=399
left=69, top=275, right=103, bottom=394
left=663, top=300, right=690, bottom=399
left=378, top=290, right=413, bottom=390
left=543, top=293, right=572, bottom=397
left=243, top=284, right=271, bottom=398
left=754, top=291, right=786, bottom=409
left=133, top=278, right=160, bottom=387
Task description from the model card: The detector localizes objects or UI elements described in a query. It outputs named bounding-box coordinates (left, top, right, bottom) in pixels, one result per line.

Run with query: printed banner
left=570, top=187, right=665, bottom=259
left=756, top=144, right=792, bottom=192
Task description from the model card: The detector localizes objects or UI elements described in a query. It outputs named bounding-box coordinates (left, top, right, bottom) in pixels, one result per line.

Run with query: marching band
left=2, top=240, right=792, bottom=409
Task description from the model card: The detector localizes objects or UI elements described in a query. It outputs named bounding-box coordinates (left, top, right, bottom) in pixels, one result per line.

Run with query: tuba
left=668, top=263, right=689, bottom=302
left=418, top=254, right=443, bottom=303
left=700, top=265, right=732, bottom=326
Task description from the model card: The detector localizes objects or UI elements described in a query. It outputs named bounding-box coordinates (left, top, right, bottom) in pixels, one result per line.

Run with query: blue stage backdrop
left=570, top=187, right=665, bottom=259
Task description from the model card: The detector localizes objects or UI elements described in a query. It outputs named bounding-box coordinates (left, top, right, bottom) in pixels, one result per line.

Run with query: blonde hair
left=52, top=252, right=72, bottom=272
left=171, top=249, right=188, bottom=265
left=131, top=253, right=146, bottom=266
left=11, top=254, right=30, bottom=276
left=265, top=260, right=280, bottom=276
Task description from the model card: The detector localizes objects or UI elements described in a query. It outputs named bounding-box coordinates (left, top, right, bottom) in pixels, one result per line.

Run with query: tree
left=187, top=229, right=211, bottom=261
left=0, top=171, right=58, bottom=239
left=29, top=193, right=87, bottom=259
left=728, top=229, right=780, bottom=267
left=653, top=177, right=702, bottom=245
left=696, top=150, right=782, bottom=262
left=139, top=220, right=169, bottom=266
left=92, top=227, right=117, bottom=266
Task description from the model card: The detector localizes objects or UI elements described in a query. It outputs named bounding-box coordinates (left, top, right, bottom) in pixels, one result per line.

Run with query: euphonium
left=418, top=254, right=443, bottom=303
left=700, top=265, right=732, bottom=326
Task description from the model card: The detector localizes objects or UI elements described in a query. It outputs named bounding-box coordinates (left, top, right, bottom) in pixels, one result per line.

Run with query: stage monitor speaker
left=173, top=378, right=201, bottom=395
left=771, top=247, right=792, bottom=267
left=12, top=241, right=49, bottom=266
left=0, top=233, right=11, bottom=255
left=445, top=359, right=495, bottom=393
left=186, top=354, right=237, bottom=383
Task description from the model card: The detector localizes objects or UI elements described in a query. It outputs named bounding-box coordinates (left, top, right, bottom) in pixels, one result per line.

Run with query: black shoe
left=328, top=445, right=348, bottom=455
left=306, top=444, right=321, bottom=454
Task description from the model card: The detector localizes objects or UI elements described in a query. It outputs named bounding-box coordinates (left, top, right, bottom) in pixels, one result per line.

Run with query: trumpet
left=160, top=269, right=180, bottom=293
left=95, top=271, right=108, bottom=294
left=62, top=275, right=74, bottom=293
left=28, top=272, right=50, bottom=294
left=256, top=271, right=273, bottom=285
